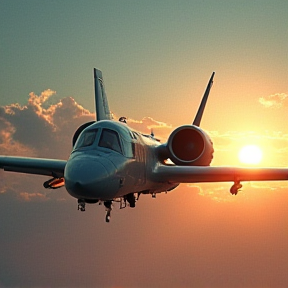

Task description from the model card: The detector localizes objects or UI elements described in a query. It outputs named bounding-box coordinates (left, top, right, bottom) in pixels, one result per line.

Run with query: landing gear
left=125, top=193, right=136, bottom=208
left=104, top=201, right=112, bottom=223
left=77, top=198, right=113, bottom=222
left=76, top=195, right=139, bottom=222
left=230, top=181, right=242, bottom=195
left=77, top=199, right=86, bottom=211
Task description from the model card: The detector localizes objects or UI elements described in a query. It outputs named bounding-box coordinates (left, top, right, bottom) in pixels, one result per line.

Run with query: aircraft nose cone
left=64, top=155, right=118, bottom=200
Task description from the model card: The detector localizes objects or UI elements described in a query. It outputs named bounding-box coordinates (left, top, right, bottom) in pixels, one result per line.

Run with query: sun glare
left=238, top=145, right=263, bottom=165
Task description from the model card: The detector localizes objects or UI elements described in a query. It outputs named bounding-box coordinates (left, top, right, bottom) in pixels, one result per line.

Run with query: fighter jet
left=0, top=69, right=287, bottom=222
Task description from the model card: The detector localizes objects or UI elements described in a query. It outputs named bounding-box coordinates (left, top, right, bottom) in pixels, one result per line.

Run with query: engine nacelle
left=166, top=125, right=214, bottom=166
left=72, top=121, right=95, bottom=147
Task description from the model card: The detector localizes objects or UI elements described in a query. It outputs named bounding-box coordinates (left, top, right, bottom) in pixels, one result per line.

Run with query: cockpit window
left=74, top=129, right=98, bottom=149
left=99, top=129, right=122, bottom=154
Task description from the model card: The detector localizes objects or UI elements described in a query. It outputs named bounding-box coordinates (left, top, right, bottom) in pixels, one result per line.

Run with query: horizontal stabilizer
left=192, top=72, right=215, bottom=127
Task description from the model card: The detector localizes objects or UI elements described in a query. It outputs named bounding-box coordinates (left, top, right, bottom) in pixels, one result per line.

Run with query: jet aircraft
left=0, top=69, right=287, bottom=222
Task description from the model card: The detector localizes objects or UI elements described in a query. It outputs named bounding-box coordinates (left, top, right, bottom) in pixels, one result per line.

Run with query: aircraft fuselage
left=64, top=120, right=177, bottom=202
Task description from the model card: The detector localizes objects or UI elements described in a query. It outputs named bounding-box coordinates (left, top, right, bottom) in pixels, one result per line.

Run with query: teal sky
left=1, top=0, right=287, bottom=130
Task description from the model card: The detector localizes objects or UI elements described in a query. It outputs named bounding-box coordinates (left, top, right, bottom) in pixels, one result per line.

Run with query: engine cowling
left=166, top=125, right=214, bottom=166
left=72, top=121, right=95, bottom=147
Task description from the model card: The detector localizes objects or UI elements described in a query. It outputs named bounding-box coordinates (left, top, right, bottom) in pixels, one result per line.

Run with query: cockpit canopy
left=73, top=122, right=134, bottom=158
left=75, top=129, right=98, bottom=149
left=99, top=129, right=122, bottom=154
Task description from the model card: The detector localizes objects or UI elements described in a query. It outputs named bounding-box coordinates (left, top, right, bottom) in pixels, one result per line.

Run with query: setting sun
left=238, top=145, right=263, bottom=165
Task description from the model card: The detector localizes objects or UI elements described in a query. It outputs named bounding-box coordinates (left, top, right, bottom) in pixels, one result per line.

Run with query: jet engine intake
left=166, top=125, right=214, bottom=166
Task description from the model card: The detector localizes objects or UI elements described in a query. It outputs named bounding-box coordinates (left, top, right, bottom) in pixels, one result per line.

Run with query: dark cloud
left=0, top=90, right=95, bottom=159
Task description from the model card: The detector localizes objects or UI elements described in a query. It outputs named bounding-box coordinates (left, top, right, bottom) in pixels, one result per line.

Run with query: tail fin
left=94, top=68, right=113, bottom=121
left=192, top=72, right=215, bottom=127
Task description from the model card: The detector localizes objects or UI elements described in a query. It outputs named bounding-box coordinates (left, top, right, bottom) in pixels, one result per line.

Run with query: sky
left=0, top=1, right=288, bottom=287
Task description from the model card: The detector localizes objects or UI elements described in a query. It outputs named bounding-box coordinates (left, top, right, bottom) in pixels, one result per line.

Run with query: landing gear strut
left=104, top=201, right=112, bottom=223
left=77, top=199, right=86, bottom=211
left=230, top=181, right=242, bottom=195
left=125, top=193, right=136, bottom=208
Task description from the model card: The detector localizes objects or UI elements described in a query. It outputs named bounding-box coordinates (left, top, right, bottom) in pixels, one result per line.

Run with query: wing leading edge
left=153, top=165, right=288, bottom=183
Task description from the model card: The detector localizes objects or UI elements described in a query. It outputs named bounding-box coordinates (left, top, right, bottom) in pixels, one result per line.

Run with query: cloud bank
left=259, top=92, right=288, bottom=108
left=0, top=89, right=94, bottom=159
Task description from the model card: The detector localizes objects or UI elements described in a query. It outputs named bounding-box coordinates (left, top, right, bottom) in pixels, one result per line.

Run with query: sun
left=238, top=145, right=263, bottom=165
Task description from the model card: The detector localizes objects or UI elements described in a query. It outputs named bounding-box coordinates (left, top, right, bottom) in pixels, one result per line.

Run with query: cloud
left=0, top=89, right=95, bottom=159
left=127, top=116, right=173, bottom=141
left=188, top=180, right=288, bottom=203
left=18, top=192, right=48, bottom=202
left=259, top=93, right=288, bottom=108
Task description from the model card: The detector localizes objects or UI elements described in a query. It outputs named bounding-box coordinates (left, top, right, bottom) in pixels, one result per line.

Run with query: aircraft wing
left=153, top=165, right=288, bottom=183
left=0, top=156, right=66, bottom=177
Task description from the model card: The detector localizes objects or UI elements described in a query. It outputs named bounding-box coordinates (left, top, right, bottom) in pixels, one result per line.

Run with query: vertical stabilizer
left=94, top=68, right=113, bottom=121
left=192, top=72, right=215, bottom=127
